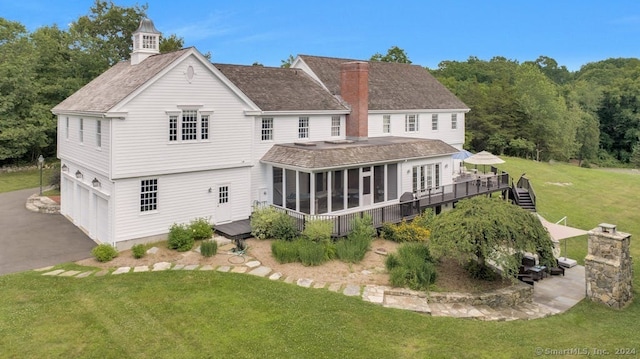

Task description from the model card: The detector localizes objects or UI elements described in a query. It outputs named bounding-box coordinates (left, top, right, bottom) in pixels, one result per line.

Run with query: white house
left=53, top=19, right=473, bottom=249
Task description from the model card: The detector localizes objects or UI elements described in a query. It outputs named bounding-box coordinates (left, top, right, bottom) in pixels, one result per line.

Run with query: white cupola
left=130, top=18, right=161, bottom=65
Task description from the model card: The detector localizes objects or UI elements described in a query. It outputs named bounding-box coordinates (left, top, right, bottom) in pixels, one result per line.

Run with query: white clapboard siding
left=112, top=167, right=251, bottom=243
left=111, top=54, right=253, bottom=179
left=57, top=115, right=110, bottom=176
left=368, top=112, right=465, bottom=148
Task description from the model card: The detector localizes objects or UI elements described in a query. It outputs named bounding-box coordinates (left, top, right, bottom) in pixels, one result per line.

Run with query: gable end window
left=405, top=114, right=419, bottom=132
left=201, top=115, right=209, bottom=140
left=168, top=109, right=211, bottom=143
left=451, top=114, right=458, bottom=129
left=432, top=114, right=439, bottom=131
left=182, top=110, right=198, bottom=140
left=140, top=179, right=158, bottom=212
left=298, top=117, right=309, bottom=139
left=383, top=115, right=391, bottom=133
left=79, top=118, right=84, bottom=143
left=331, top=116, right=340, bottom=136
left=261, top=118, right=273, bottom=141
left=96, top=120, right=102, bottom=148
left=65, top=117, right=69, bottom=139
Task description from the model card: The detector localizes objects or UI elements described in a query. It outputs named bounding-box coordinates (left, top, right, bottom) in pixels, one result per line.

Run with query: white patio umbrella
left=464, top=151, right=505, bottom=165
left=464, top=151, right=505, bottom=173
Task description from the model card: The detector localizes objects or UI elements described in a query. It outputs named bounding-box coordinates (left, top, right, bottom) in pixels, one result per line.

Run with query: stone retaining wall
left=26, top=194, right=60, bottom=214
left=385, top=282, right=533, bottom=308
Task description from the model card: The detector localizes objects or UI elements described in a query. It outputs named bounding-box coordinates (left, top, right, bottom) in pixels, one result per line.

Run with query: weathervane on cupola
left=130, top=18, right=161, bottom=65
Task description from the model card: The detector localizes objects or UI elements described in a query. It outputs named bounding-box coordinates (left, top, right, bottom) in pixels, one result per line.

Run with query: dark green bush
left=297, top=240, right=328, bottom=266
left=92, top=244, right=118, bottom=262
left=335, top=234, right=371, bottom=263
left=131, top=244, right=146, bottom=259
left=49, top=164, right=61, bottom=189
left=464, top=261, right=498, bottom=281
left=271, top=213, right=299, bottom=241
left=168, top=223, right=194, bottom=252
left=189, top=218, right=213, bottom=240
left=385, top=242, right=437, bottom=290
left=271, top=239, right=300, bottom=264
left=200, top=240, right=218, bottom=257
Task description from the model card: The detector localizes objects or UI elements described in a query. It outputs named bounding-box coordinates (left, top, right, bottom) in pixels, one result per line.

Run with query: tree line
left=1, top=1, right=639, bottom=168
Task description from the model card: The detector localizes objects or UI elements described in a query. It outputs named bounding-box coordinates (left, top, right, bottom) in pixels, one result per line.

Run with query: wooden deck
left=219, top=172, right=514, bottom=239
left=215, top=219, right=252, bottom=239
left=277, top=172, right=511, bottom=237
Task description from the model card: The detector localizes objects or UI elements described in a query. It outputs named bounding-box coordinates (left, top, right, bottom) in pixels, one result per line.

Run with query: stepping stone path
left=34, top=260, right=580, bottom=321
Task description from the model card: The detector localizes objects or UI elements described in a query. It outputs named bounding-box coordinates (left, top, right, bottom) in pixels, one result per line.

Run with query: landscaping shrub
left=271, top=212, right=299, bottom=241
left=333, top=214, right=375, bottom=263
left=271, top=239, right=300, bottom=264
left=385, top=242, right=437, bottom=290
left=131, top=244, right=146, bottom=259
left=301, top=219, right=332, bottom=242
left=250, top=207, right=298, bottom=240
left=48, top=165, right=61, bottom=189
left=381, top=210, right=433, bottom=242
left=335, top=235, right=370, bottom=263
left=92, top=243, right=118, bottom=262
left=200, top=240, right=218, bottom=257
left=349, top=214, right=376, bottom=239
left=189, top=217, right=213, bottom=240
left=167, top=223, right=194, bottom=252
left=250, top=206, right=281, bottom=239
left=297, top=240, right=328, bottom=266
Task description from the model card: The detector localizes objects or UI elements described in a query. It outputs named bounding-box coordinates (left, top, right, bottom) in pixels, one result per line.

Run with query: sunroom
left=261, top=136, right=458, bottom=215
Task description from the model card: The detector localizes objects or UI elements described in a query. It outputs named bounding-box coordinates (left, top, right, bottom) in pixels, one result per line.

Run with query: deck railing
left=266, top=172, right=511, bottom=237
left=516, top=175, right=536, bottom=207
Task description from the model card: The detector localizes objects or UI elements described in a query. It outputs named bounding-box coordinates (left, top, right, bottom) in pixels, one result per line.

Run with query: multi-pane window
left=65, top=117, right=69, bottom=139
left=451, top=114, right=458, bottom=130
left=142, top=35, right=156, bottom=49
left=383, top=115, right=391, bottom=133
left=261, top=118, right=273, bottom=141
left=169, top=116, right=178, bottom=141
left=405, top=114, right=419, bottom=132
left=169, top=110, right=210, bottom=142
left=412, top=165, right=419, bottom=193
left=331, top=116, right=340, bottom=136
left=219, top=186, right=229, bottom=204
left=96, top=120, right=102, bottom=148
left=79, top=118, right=84, bottom=143
left=201, top=115, right=209, bottom=140
left=432, top=114, right=439, bottom=131
left=298, top=117, right=309, bottom=138
left=140, top=179, right=158, bottom=212
left=182, top=110, right=198, bottom=140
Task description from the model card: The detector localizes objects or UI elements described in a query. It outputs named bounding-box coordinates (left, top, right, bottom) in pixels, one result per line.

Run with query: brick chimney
left=340, top=61, right=369, bottom=141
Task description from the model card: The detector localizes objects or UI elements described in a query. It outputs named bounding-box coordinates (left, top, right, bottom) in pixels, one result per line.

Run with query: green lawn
left=0, top=158, right=639, bottom=358
left=0, top=167, right=56, bottom=193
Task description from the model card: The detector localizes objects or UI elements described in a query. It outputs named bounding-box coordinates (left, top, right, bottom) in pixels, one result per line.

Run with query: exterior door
left=361, top=167, right=372, bottom=207
left=215, top=185, right=232, bottom=223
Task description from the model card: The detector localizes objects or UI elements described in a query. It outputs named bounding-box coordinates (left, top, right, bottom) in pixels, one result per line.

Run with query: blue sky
left=2, top=0, right=640, bottom=71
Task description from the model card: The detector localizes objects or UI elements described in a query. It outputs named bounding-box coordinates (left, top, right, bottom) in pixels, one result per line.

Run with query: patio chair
left=548, top=260, right=565, bottom=276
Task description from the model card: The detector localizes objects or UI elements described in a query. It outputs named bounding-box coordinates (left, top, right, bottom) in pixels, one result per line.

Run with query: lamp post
left=38, top=155, right=44, bottom=196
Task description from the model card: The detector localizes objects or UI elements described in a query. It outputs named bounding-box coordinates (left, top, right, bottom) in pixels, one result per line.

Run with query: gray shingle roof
left=298, top=55, right=469, bottom=111
left=214, top=64, right=348, bottom=112
left=261, top=136, right=458, bottom=170
left=53, top=48, right=191, bottom=114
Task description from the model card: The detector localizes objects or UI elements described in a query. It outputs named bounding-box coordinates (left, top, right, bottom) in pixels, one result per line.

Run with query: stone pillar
left=585, top=223, right=633, bottom=309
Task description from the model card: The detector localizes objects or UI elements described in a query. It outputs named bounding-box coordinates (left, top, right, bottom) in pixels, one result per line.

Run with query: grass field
left=0, top=158, right=639, bottom=358
left=0, top=167, right=56, bottom=194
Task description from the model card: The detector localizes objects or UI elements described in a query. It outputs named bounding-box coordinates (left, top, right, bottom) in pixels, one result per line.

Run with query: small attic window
left=186, top=66, right=195, bottom=82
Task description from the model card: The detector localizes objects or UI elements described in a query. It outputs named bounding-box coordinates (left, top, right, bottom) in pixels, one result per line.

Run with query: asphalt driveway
left=0, top=188, right=96, bottom=275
